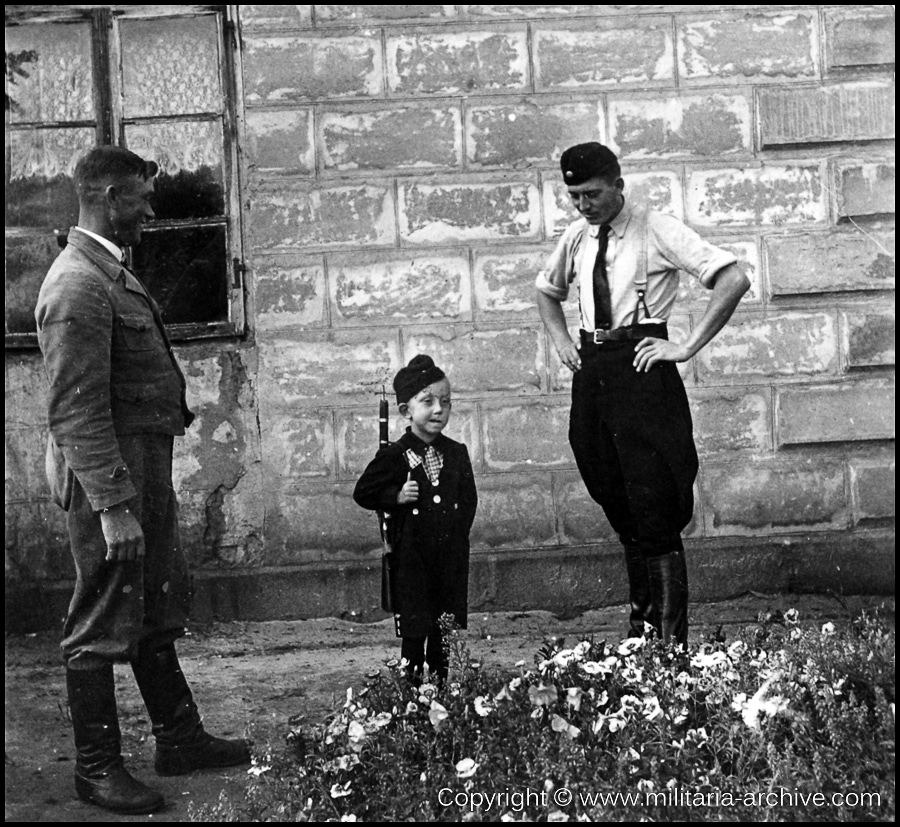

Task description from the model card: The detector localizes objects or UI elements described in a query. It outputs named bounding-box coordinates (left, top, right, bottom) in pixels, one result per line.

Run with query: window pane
left=6, top=22, right=95, bottom=124
left=120, top=16, right=222, bottom=118
left=5, top=126, right=92, bottom=228
left=132, top=225, right=229, bottom=325
left=126, top=121, right=225, bottom=219
left=5, top=231, right=62, bottom=334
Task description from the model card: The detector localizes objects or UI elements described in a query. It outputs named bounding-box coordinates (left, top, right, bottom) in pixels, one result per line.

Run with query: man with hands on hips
left=536, top=142, right=749, bottom=646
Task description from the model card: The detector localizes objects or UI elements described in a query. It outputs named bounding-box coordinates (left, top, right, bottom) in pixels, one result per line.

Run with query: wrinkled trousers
left=61, top=434, right=191, bottom=668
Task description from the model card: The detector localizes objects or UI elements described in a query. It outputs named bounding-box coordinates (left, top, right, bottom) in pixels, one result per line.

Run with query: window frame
left=4, top=3, right=247, bottom=349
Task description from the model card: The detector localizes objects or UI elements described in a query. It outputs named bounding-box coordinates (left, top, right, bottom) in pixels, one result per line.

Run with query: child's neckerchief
left=405, top=445, right=443, bottom=484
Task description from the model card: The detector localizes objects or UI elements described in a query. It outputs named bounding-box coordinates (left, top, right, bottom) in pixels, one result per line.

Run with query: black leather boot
left=131, top=642, right=251, bottom=777
left=623, top=545, right=653, bottom=638
left=66, top=665, right=165, bottom=814
left=647, top=550, right=689, bottom=647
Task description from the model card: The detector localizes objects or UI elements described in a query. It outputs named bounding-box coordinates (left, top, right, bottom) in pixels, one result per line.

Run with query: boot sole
left=75, top=782, right=164, bottom=814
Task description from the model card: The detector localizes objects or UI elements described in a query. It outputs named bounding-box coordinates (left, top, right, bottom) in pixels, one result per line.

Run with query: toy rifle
left=377, top=388, right=399, bottom=617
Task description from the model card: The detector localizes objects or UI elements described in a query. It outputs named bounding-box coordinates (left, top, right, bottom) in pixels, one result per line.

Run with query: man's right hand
left=99, top=503, right=145, bottom=562
left=558, top=338, right=583, bottom=372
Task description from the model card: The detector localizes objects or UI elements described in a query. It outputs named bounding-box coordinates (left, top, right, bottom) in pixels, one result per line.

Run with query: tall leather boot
left=130, top=642, right=251, bottom=776
left=66, top=665, right=165, bottom=814
left=646, top=550, right=689, bottom=647
left=623, top=545, right=653, bottom=638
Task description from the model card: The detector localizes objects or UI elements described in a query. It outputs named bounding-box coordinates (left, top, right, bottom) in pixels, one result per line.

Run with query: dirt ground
left=5, top=592, right=892, bottom=823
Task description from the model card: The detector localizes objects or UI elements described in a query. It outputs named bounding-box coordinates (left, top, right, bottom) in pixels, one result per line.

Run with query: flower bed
left=190, top=608, right=894, bottom=822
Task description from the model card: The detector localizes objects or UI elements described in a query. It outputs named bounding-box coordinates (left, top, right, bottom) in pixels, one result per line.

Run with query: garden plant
left=190, top=605, right=894, bottom=822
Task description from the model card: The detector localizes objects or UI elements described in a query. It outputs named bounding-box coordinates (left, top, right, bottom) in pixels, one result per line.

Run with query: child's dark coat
left=354, top=429, right=477, bottom=638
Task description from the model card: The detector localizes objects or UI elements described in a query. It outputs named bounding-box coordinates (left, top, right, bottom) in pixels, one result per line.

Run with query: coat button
left=111, top=465, right=128, bottom=480
left=433, top=495, right=441, bottom=504
left=412, top=508, right=419, bottom=515
left=433, top=479, right=439, bottom=487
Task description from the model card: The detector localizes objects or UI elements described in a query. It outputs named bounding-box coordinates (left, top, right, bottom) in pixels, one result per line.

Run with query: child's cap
left=393, top=354, right=446, bottom=404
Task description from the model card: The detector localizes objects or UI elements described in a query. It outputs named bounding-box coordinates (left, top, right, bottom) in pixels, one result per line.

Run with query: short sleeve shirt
left=535, top=201, right=738, bottom=330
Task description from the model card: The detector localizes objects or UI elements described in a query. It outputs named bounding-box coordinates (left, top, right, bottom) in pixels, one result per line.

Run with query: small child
left=354, top=355, right=478, bottom=682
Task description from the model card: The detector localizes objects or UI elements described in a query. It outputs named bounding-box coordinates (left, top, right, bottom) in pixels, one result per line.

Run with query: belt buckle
left=593, top=328, right=610, bottom=344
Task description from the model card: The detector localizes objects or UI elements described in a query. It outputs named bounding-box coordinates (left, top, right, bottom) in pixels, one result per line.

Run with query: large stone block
left=482, top=399, right=573, bottom=471
left=250, top=180, right=396, bottom=250
left=245, top=109, right=315, bottom=174
left=255, top=256, right=328, bottom=330
left=850, top=457, right=896, bottom=522
left=702, top=460, right=849, bottom=535
left=469, top=473, right=557, bottom=549
left=554, top=471, right=620, bottom=546
left=243, top=33, right=383, bottom=102
left=678, top=12, right=818, bottom=83
left=687, top=165, right=826, bottom=228
left=319, top=104, right=463, bottom=171
left=843, top=311, right=895, bottom=369
left=386, top=27, right=529, bottom=96
left=466, top=97, right=602, bottom=169
left=239, top=6, right=313, bottom=30
left=258, top=332, right=401, bottom=406
left=689, top=388, right=771, bottom=455
left=329, top=251, right=472, bottom=325
left=766, top=231, right=895, bottom=295
left=317, top=6, right=459, bottom=24
left=399, top=177, right=541, bottom=245
left=262, top=411, right=336, bottom=480
left=758, top=82, right=895, bottom=147
left=403, top=328, right=544, bottom=395
left=609, top=92, right=752, bottom=159
left=826, top=7, right=896, bottom=70
left=697, top=312, right=838, bottom=380
left=534, top=18, right=674, bottom=90
left=776, top=381, right=894, bottom=446
left=472, top=245, right=551, bottom=318
left=335, top=404, right=481, bottom=481
left=677, top=240, right=761, bottom=305
left=836, top=161, right=895, bottom=218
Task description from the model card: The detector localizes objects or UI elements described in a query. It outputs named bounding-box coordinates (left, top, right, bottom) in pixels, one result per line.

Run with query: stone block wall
left=5, top=5, right=895, bottom=629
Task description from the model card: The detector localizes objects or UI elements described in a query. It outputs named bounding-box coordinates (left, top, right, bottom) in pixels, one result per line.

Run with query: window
left=5, top=4, right=245, bottom=345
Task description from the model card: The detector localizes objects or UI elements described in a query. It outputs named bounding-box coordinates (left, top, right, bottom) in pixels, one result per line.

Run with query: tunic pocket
left=119, top=313, right=157, bottom=351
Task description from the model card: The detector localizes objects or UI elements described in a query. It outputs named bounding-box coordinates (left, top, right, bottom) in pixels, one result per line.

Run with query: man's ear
left=398, top=403, right=410, bottom=418
left=104, top=183, right=120, bottom=209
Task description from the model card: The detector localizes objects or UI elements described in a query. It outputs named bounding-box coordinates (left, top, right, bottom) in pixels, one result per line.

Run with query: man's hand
left=633, top=337, right=691, bottom=372
left=558, top=338, right=583, bottom=373
left=99, top=503, right=145, bottom=562
left=397, top=472, right=420, bottom=505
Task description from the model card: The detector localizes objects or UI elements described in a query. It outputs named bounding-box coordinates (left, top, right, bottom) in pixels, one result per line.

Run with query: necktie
left=592, top=224, right=612, bottom=330
left=423, top=446, right=443, bottom=484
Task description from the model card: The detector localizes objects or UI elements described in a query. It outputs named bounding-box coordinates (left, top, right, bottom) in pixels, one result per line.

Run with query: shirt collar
left=587, top=199, right=633, bottom=240
left=76, top=227, right=125, bottom=263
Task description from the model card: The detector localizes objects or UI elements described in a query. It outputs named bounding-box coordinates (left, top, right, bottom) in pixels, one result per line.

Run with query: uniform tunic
left=354, top=429, right=477, bottom=638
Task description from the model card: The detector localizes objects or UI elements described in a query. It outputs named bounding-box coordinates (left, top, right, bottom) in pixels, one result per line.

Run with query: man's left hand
left=633, top=337, right=691, bottom=372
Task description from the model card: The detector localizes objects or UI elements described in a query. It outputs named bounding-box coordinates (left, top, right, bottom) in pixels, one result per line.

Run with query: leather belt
left=580, top=323, right=668, bottom=345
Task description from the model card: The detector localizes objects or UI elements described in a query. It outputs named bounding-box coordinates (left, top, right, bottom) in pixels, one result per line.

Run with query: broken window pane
left=126, top=121, right=225, bottom=219
left=132, top=225, right=229, bottom=325
left=120, top=16, right=222, bottom=118
left=6, top=22, right=95, bottom=124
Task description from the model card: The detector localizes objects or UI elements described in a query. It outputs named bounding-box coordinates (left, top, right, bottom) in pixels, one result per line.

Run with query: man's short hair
left=73, top=146, right=158, bottom=200
left=560, top=142, right=620, bottom=186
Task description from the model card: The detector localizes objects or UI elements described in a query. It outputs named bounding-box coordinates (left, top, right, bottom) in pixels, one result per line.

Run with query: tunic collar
left=400, top=428, right=447, bottom=454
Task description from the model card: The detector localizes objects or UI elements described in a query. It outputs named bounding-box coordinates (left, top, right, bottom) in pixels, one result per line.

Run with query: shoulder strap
left=631, top=207, right=653, bottom=325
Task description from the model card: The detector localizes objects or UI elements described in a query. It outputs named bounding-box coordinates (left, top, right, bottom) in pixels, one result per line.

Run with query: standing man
left=35, top=146, right=250, bottom=815
left=536, top=142, right=750, bottom=646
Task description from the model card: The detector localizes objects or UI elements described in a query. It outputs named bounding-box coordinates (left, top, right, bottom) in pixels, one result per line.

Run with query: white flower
left=784, top=608, right=800, bottom=625
left=509, top=677, right=523, bottom=691
left=474, top=695, right=494, bottom=717
left=638, top=779, right=655, bottom=792
left=340, top=817, right=359, bottom=823
left=621, top=665, right=643, bottom=684
left=741, top=677, right=789, bottom=730
left=727, top=640, right=747, bottom=660
left=529, top=683, right=559, bottom=707
left=347, top=720, right=367, bottom=753
left=642, top=696, right=664, bottom=721
left=551, top=713, right=581, bottom=739
left=565, top=687, right=585, bottom=712
left=494, top=684, right=514, bottom=703
left=573, top=641, right=592, bottom=659
left=580, top=661, right=603, bottom=675
left=367, top=711, right=392, bottom=731
left=547, top=810, right=571, bottom=822
left=336, top=754, right=360, bottom=771
left=456, top=757, right=479, bottom=779
left=405, top=701, right=418, bottom=714
left=247, top=762, right=271, bottom=777
left=821, top=622, right=836, bottom=637
left=429, top=700, right=449, bottom=731
left=618, top=637, right=646, bottom=655
left=330, top=782, right=353, bottom=798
